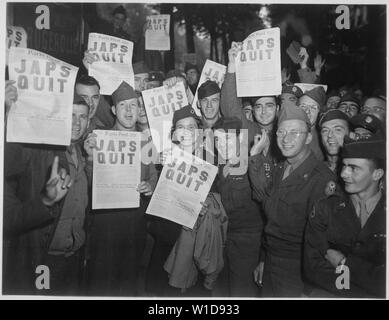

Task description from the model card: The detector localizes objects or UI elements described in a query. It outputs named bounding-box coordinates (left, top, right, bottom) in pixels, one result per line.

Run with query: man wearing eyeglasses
left=248, top=104, right=335, bottom=297
left=298, top=86, right=326, bottom=161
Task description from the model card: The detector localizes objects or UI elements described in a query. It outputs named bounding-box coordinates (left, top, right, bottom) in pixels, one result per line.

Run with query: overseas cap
left=278, top=103, right=310, bottom=127
left=282, top=84, right=303, bottom=98
left=319, top=109, right=349, bottom=128
left=302, top=86, right=326, bottom=110
left=172, top=105, right=201, bottom=127
left=198, top=80, right=221, bottom=100
left=342, top=134, right=385, bottom=160
left=112, top=81, right=137, bottom=105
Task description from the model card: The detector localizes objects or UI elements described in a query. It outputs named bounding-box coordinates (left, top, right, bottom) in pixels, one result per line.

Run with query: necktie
left=359, top=201, right=369, bottom=228
left=282, top=164, right=292, bottom=180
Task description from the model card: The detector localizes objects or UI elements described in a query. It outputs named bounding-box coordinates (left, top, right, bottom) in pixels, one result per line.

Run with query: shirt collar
left=350, top=190, right=382, bottom=216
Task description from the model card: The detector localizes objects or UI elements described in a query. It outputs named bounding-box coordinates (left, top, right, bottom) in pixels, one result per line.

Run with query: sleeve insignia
left=325, top=180, right=336, bottom=196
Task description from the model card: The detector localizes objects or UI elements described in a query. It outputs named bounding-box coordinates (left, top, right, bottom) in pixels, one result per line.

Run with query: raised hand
left=41, top=156, right=73, bottom=207
left=84, top=132, right=98, bottom=162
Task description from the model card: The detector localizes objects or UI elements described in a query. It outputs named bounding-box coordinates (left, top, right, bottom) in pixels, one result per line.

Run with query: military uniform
left=249, top=151, right=335, bottom=297
left=304, top=192, right=386, bottom=298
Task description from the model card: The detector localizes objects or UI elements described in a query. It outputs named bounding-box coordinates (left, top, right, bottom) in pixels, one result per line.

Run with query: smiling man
left=319, top=109, right=350, bottom=173
left=337, top=93, right=361, bottom=118
left=361, top=96, right=386, bottom=123
left=83, top=81, right=158, bottom=296
left=248, top=104, right=334, bottom=297
left=304, top=134, right=386, bottom=298
left=298, top=86, right=327, bottom=161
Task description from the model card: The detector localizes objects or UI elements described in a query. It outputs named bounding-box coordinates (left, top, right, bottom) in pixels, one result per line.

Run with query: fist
left=82, top=50, right=97, bottom=70
left=83, top=132, right=97, bottom=161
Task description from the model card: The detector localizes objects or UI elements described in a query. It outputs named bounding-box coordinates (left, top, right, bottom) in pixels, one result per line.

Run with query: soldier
left=280, top=84, right=303, bottom=108
left=83, top=81, right=158, bottom=296
left=304, top=134, right=386, bottom=298
left=337, top=93, right=361, bottom=119
left=349, top=113, right=384, bottom=140
left=248, top=104, right=335, bottom=297
left=318, top=109, right=350, bottom=173
left=298, top=86, right=326, bottom=161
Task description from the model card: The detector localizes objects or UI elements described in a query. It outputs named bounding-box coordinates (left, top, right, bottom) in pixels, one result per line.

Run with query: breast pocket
left=277, top=193, right=310, bottom=238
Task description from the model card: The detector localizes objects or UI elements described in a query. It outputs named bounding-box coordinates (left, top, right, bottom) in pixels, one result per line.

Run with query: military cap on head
left=319, top=109, right=349, bottom=128
left=342, top=134, right=386, bottom=160
left=148, top=71, right=164, bottom=83
left=302, top=86, right=327, bottom=111
left=327, top=89, right=340, bottom=99
left=198, top=80, right=221, bottom=100
left=349, top=114, right=383, bottom=134
left=185, top=63, right=199, bottom=74
left=112, top=81, right=137, bottom=105
left=172, top=105, right=201, bottom=127
left=282, top=84, right=303, bottom=98
left=339, top=93, right=361, bottom=108
left=166, top=69, right=186, bottom=80
left=278, top=103, right=310, bottom=127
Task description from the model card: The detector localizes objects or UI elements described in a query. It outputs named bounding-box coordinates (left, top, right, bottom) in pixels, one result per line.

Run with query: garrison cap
left=278, top=103, right=310, bottom=127
left=198, top=80, right=221, bottom=100
left=112, top=81, right=137, bottom=105
left=172, top=105, right=201, bottom=127
left=319, top=109, right=349, bottom=128
left=282, top=84, right=303, bottom=98
left=342, top=134, right=386, bottom=160
left=349, top=114, right=382, bottom=134
left=302, top=86, right=327, bottom=111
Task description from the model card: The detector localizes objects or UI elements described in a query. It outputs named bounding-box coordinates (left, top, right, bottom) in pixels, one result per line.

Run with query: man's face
left=186, top=69, right=199, bottom=86
left=280, top=93, right=298, bottom=105
left=320, top=119, right=349, bottom=156
left=75, top=84, right=100, bottom=119
left=354, top=127, right=373, bottom=140
left=243, top=105, right=253, bottom=121
left=214, top=130, right=240, bottom=161
left=71, top=104, right=89, bottom=142
left=338, top=101, right=359, bottom=118
left=277, top=119, right=310, bottom=159
left=252, top=97, right=278, bottom=126
left=198, top=93, right=221, bottom=120
left=326, top=96, right=341, bottom=110
left=361, top=98, right=386, bottom=122
left=341, top=158, right=379, bottom=194
left=298, top=95, right=320, bottom=126
left=134, top=73, right=149, bottom=91
left=137, top=96, right=148, bottom=125
left=112, top=98, right=139, bottom=129
left=113, top=13, right=126, bottom=30
left=173, top=117, right=199, bottom=147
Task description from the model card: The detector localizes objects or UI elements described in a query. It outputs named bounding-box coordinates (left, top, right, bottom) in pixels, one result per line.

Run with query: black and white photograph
left=1, top=0, right=387, bottom=303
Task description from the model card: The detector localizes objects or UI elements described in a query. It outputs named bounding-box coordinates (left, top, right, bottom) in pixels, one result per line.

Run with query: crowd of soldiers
left=3, top=7, right=386, bottom=299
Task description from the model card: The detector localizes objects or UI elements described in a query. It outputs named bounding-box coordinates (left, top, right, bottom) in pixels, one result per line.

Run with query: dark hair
left=76, top=75, right=101, bottom=90
left=369, top=158, right=386, bottom=172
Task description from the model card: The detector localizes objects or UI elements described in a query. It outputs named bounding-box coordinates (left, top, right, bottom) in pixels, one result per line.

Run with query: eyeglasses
left=200, top=98, right=220, bottom=107
left=299, top=103, right=319, bottom=112
left=276, top=129, right=308, bottom=139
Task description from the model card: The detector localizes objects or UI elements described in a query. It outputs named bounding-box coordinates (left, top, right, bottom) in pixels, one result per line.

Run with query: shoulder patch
left=325, top=180, right=336, bottom=196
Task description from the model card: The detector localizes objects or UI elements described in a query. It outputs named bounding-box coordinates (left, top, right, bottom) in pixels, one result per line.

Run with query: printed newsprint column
left=7, top=47, right=78, bottom=145
left=295, top=83, right=328, bottom=93
left=192, top=59, right=226, bottom=116
left=235, top=27, right=282, bottom=97
left=146, top=147, right=218, bottom=229
left=6, top=26, right=27, bottom=65
left=142, top=82, right=188, bottom=153
left=145, top=14, right=170, bottom=51
left=92, top=130, right=141, bottom=210
left=87, top=33, right=134, bottom=95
